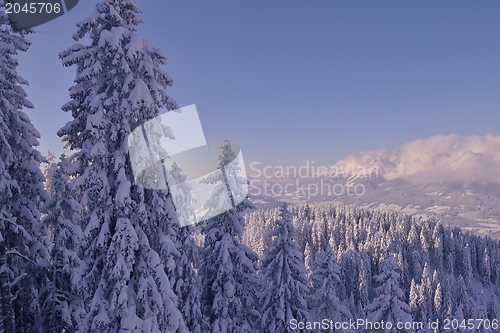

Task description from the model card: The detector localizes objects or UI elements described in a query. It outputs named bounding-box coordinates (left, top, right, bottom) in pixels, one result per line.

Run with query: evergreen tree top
left=72, top=0, right=143, bottom=41
left=58, top=0, right=178, bottom=153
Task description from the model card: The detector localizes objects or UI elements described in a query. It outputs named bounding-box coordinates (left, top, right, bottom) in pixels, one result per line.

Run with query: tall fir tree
left=433, top=283, right=442, bottom=321
left=417, top=263, right=433, bottom=330
left=442, top=274, right=454, bottom=320
left=42, top=151, right=57, bottom=196
left=57, top=0, right=187, bottom=331
left=260, top=203, right=310, bottom=333
left=482, top=248, right=491, bottom=286
left=169, top=162, right=204, bottom=333
left=408, top=279, right=419, bottom=318
left=199, top=141, right=260, bottom=332
left=200, top=140, right=248, bottom=219
left=462, top=244, right=473, bottom=291
left=478, top=290, right=493, bottom=333
left=0, top=2, right=50, bottom=331
left=433, top=282, right=445, bottom=333
left=172, top=223, right=203, bottom=333
left=364, top=254, right=413, bottom=333
left=39, top=155, right=85, bottom=332
left=456, top=275, right=471, bottom=319
left=309, top=244, right=353, bottom=332
left=357, top=258, right=369, bottom=311
left=303, top=241, right=314, bottom=282
left=487, top=293, right=499, bottom=333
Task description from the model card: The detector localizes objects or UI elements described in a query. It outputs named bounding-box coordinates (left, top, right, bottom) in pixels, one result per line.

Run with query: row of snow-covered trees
left=0, top=0, right=221, bottom=331
left=1, top=1, right=51, bottom=332
left=243, top=203, right=500, bottom=332
left=1, top=0, right=277, bottom=331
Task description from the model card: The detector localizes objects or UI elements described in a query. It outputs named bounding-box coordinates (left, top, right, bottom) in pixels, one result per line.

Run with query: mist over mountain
left=250, top=134, right=500, bottom=238
left=330, top=133, right=500, bottom=184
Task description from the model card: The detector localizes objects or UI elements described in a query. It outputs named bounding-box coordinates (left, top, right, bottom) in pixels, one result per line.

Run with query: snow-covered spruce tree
left=0, top=3, right=50, bottom=331
left=200, top=140, right=249, bottom=218
left=442, top=274, right=454, bottom=320
left=39, top=155, right=85, bottom=332
left=417, top=263, right=433, bottom=328
left=478, top=290, right=493, bottom=333
left=487, top=293, right=499, bottom=333
left=408, top=279, right=419, bottom=319
left=169, top=162, right=204, bottom=333
left=199, top=141, right=260, bottom=333
left=462, top=244, right=473, bottom=291
left=364, top=254, right=413, bottom=333
left=433, top=283, right=442, bottom=322
left=456, top=275, right=472, bottom=319
left=42, top=151, right=58, bottom=196
left=482, top=248, right=491, bottom=286
left=57, top=1, right=188, bottom=331
left=172, top=221, right=203, bottom=333
left=356, top=256, right=370, bottom=312
left=432, top=224, right=444, bottom=279
left=260, top=203, right=310, bottom=333
left=309, top=243, right=353, bottom=332
left=303, top=241, right=314, bottom=281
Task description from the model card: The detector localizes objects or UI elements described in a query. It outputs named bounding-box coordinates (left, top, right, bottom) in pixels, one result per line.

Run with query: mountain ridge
left=249, top=134, right=500, bottom=238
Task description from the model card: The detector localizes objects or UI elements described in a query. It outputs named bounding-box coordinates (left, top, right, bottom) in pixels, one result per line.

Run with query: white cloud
left=335, top=133, right=500, bottom=183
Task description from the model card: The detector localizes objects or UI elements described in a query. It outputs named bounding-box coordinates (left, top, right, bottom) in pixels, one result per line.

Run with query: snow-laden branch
left=0, top=216, right=34, bottom=242
left=5, top=250, right=36, bottom=265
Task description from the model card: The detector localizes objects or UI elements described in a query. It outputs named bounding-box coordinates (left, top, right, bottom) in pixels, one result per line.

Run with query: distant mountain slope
left=249, top=134, right=500, bottom=238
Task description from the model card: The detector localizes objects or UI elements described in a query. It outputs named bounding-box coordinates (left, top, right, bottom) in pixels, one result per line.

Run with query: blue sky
left=16, top=0, right=500, bottom=168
